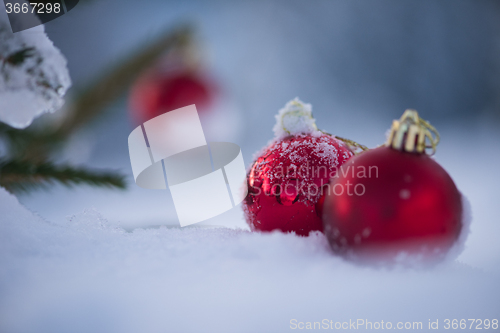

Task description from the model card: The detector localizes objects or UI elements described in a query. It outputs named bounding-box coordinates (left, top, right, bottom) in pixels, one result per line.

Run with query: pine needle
left=0, top=159, right=127, bottom=193
left=4, top=47, right=36, bottom=66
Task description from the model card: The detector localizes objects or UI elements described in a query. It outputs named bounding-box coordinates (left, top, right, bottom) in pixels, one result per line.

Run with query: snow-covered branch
left=0, top=15, right=71, bottom=129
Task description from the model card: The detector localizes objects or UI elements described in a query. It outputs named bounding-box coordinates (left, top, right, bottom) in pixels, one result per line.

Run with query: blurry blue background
left=47, top=0, right=500, bottom=122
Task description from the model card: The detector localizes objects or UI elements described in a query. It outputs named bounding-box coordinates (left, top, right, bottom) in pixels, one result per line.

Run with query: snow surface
left=0, top=13, right=70, bottom=129
left=1, top=187, right=499, bottom=333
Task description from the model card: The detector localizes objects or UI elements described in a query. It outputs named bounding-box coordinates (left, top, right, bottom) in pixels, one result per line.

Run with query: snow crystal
left=272, top=97, right=323, bottom=139
left=0, top=15, right=71, bottom=129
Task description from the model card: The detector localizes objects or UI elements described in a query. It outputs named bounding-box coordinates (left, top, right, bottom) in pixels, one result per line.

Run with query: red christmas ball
left=322, top=111, right=463, bottom=263
left=129, top=70, right=215, bottom=124
left=243, top=99, right=354, bottom=236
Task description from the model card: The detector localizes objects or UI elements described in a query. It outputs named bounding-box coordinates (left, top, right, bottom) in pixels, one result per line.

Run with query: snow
left=1, top=187, right=499, bottom=333
left=0, top=14, right=71, bottom=129
left=272, top=98, right=323, bottom=139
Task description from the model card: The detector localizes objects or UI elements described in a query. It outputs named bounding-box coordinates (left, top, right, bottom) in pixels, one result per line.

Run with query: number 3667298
left=5, top=2, right=61, bottom=14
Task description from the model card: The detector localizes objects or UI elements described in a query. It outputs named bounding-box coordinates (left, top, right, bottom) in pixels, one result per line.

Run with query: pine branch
left=0, top=24, right=194, bottom=161
left=0, top=25, right=192, bottom=193
left=0, top=159, right=127, bottom=193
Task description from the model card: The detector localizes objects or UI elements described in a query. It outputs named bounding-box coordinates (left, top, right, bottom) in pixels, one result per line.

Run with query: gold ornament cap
left=385, top=109, right=440, bottom=155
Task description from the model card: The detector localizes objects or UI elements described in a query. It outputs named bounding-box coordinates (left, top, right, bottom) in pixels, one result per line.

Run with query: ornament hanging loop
left=386, top=109, right=440, bottom=155
left=333, top=135, right=369, bottom=154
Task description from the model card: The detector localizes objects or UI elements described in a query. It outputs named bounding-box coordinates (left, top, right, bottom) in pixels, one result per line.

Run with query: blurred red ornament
left=129, top=70, right=216, bottom=124
left=322, top=110, right=463, bottom=262
left=243, top=99, right=354, bottom=236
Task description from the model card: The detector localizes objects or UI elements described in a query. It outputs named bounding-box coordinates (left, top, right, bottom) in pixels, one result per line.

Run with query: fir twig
left=0, top=159, right=127, bottom=193
left=0, top=24, right=193, bottom=161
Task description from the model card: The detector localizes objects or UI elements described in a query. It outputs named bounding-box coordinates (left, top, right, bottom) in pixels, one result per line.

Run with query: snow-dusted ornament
left=243, top=98, right=354, bottom=236
left=0, top=15, right=71, bottom=128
